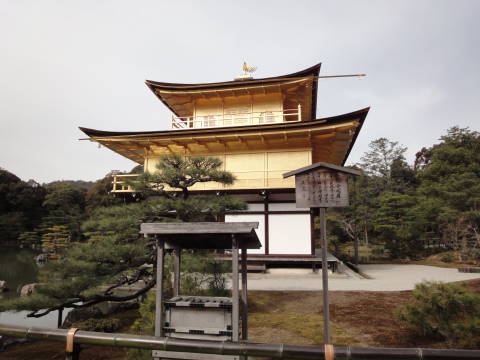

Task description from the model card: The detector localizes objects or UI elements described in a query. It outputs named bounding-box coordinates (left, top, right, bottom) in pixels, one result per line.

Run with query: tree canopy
left=333, top=127, right=480, bottom=261
left=0, top=168, right=45, bottom=243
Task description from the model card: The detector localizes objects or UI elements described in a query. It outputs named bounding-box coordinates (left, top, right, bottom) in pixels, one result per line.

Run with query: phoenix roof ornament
left=235, top=61, right=257, bottom=80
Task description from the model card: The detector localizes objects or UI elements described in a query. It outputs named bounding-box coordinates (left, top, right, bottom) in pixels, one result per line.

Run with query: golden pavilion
left=80, top=63, right=369, bottom=263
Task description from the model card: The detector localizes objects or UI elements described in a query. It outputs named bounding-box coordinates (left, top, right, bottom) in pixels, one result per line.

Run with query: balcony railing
left=171, top=106, right=302, bottom=130
left=111, top=168, right=296, bottom=193
left=111, top=173, right=139, bottom=192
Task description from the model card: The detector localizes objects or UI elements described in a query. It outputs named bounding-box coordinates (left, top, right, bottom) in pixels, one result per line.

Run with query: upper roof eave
left=145, top=63, right=321, bottom=119
left=145, top=63, right=321, bottom=91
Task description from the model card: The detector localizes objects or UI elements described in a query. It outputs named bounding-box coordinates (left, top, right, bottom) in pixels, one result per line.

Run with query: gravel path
left=245, top=264, right=480, bottom=291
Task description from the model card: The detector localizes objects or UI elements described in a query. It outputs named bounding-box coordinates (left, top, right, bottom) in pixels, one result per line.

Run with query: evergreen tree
left=85, top=172, right=123, bottom=211
left=334, top=138, right=411, bottom=261
left=39, top=182, right=87, bottom=242
left=373, top=192, right=421, bottom=258
left=17, top=231, right=42, bottom=249
left=0, top=168, right=46, bottom=244
left=41, top=225, right=72, bottom=258
left=357, top=137, right=407, bottom=179
left=132, top=154, right=245, bottom=221
left=415, top=127, right=480, bottom=259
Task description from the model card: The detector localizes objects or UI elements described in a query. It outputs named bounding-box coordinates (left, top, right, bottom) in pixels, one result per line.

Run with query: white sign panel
left=295, top=169, right=349, bottom=208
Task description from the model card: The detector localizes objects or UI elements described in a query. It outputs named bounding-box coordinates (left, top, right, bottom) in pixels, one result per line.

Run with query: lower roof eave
left=80, top=107, right=369, bottom=165
left=79, top=107, right=369, bottom=139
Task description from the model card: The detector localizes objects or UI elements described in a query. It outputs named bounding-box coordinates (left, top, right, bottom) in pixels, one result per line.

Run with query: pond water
left=0, top=247, right=60, bottom=328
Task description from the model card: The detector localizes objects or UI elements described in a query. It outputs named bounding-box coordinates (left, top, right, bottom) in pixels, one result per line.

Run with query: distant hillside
left=45, top=180, right=95, bottom=190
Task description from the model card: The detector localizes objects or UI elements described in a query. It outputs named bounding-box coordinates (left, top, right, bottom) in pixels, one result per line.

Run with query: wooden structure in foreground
left=80, top=63, right=370, bottom=266
left=140, top=222, right=261, bottom=360
left=1, top=323, right=479, bottom=360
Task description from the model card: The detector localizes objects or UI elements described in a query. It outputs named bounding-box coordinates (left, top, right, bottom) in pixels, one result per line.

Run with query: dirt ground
left=3, top=279, right=480, bottom=359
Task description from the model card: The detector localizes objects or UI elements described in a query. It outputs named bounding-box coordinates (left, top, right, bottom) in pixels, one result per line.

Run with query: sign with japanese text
left=294, top=169, right=349, bottom=208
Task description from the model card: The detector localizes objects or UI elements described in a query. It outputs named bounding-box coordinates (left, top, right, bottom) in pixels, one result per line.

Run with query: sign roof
left=140, top=222, right=261, bottom=249
left=283, top=162, right=362, bottom=178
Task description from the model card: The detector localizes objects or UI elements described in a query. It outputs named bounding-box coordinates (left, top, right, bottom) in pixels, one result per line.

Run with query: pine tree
left=17, top=231, right=42, bottom=249
left=416, top=127, right=480, bottom=259
left=40, top=225, right=71, bottom=258
left=0, top=155, right=245, bottom=319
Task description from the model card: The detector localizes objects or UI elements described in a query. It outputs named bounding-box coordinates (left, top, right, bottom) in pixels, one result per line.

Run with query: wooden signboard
left=295, top=169, right=349, bottom=208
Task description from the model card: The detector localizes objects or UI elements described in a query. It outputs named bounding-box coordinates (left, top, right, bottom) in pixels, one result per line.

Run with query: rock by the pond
left=20, top=283, right=39, bottom=297
left=0, top=335, right=28, bottom=352
left=62, top=306, right=103, bottom=328
left=35, top=253, right=48, bottom=263
left=61, top=301, right=139, bottom=328
left=0, top=280, right=9, bottom=292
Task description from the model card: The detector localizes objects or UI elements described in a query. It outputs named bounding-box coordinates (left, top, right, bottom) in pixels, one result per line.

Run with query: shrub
left=128, top=292, right=156, bottom=360
left=440, top=252, right=455, bottom=263
left=179, top=252, right=230, bottom=296
left=74, top=318, right=120, bottom=333
left=395, top=281, right=480, bottom=347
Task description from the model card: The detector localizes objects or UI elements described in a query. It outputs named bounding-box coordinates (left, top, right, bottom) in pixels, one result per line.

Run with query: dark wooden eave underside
left=79, top=107, right=369, bottom=165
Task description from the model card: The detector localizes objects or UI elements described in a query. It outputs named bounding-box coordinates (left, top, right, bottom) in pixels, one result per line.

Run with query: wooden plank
left=294, top=170, right=350, bottom=208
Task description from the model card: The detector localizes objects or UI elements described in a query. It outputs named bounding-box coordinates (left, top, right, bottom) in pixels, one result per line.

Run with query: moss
left=249, top=312, right=358, bottom=345
left=248, top=292, right=362, bottom=346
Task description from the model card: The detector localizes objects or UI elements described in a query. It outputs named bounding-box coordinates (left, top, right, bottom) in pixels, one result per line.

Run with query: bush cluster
left=395, top=281, right=480, bottom=347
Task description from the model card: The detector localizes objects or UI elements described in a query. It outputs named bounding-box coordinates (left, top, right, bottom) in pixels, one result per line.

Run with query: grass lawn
left=3, top=279, right=480, bottom=359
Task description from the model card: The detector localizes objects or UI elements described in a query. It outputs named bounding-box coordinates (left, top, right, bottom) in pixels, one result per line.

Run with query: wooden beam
left=241, top=247, right=248, bottom=341
left=166, top=145, right=176, bottom=154
left=154, top=237, right=165, bottom=337
left=173, top=248, right=181, bottom=297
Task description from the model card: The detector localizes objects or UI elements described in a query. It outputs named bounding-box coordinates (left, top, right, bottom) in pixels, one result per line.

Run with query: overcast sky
left=1, top=0, right=478, bottom=183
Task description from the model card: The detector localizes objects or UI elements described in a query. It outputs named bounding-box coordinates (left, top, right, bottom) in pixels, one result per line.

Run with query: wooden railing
left=111, top=169, right=296, bottom=193
left=111, top=174, right=139, bottom=193
left=1, top=324, right=479, bottom=360
left=171, top=106, right=302, bottom=130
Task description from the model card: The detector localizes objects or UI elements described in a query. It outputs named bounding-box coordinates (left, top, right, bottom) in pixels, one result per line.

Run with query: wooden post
left=319, top=207, right=331, bottom=344
left=173, top=247, right=181, bottom=297
left=65, top=328, right=80, bottom=360
left=231, top=235, right=240, bottom=342
left=354, top=230, right=359, bottom=266
left=241, top=247, right=248, bottom=341
left=155, top=237, right=165, bottom=338
left=57, top=307, right=63, bottom=329
left=65, top=346, right=80, bottom=360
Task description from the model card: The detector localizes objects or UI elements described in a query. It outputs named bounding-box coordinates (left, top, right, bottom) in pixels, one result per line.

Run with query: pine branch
left=26, top=279, right=156, bottom=318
